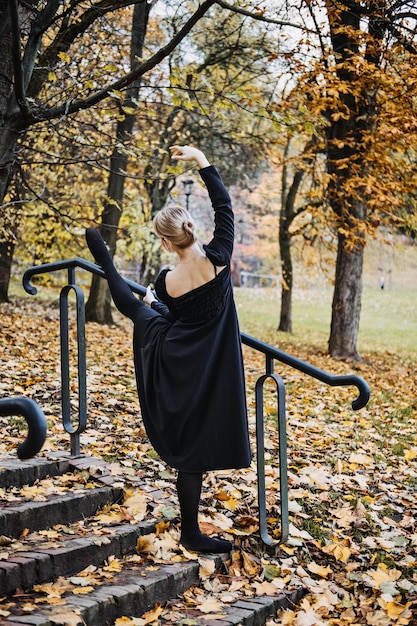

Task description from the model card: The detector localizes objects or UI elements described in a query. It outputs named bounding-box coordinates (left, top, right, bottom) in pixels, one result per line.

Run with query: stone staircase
left=0, top=455, right=306, bottom=626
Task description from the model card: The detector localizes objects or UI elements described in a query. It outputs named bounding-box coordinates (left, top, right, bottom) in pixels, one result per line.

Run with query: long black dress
left=86, top=165, right=251, bottom=474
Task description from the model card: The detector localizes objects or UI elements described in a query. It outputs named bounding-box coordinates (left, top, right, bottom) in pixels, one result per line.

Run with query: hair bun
left=153, top=205, right=197, bottom=249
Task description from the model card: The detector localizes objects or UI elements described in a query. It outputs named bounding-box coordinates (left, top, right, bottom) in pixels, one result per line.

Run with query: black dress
left=86, top=165, right=251, bottom=473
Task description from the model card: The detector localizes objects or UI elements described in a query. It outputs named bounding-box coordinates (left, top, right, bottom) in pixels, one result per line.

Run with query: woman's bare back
left=165, top=255, right=226, bottom=299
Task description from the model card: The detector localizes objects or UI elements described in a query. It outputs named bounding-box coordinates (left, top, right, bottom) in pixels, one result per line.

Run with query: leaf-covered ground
left=1, top=295, right=416, bottom=625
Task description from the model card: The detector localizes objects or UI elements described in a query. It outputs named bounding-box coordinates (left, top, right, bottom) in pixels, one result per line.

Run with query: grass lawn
left=234, top=240, right=417, bottom=358
left=235, top=283, right=417, bottom=356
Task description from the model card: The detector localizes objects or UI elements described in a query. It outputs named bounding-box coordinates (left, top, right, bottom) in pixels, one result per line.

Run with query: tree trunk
left=0, top=4, right=16, bottom=302
left=324, top=1, right=385, bottom=359
left=328, top=234, right=364, bottom=360
left=0, top=239, right=14, bottom=303
left=0, top=162, right=16, bottom=302
left=0, top=0, right=44, bottom=301
left=84, top=143, right=131, bottom=323
left=85, top=1, right=151, bottom=323
left=278, top=217, right=293, bottom=332
left=0, top=125, right=23, bottom=301
left=277, top=138, right=312, bottom=333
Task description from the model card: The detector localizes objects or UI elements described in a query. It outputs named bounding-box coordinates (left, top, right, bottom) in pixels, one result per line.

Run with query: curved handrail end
left=23, top=281, right=38, bottom=296
left=351, top=377, right=371, bottom=410
left=0, top=397, right=47, bottom=459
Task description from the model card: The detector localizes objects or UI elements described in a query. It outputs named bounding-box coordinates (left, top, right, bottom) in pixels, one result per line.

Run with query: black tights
left=176, top=471, right=232, bottom=553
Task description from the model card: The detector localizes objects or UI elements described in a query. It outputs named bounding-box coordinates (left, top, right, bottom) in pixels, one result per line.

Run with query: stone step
left=155, top=587, right=309, bottom=626
left=0, top=484, right=124, bottom=538
left=0, top=556, right=307, bottom=626
left=0, top=454, right=174, bottom=596
left=0, top=458, right=71, bottom=490
left=0, top=518, right=157, bottom=596
left=0, top=556, right=215, bottom=626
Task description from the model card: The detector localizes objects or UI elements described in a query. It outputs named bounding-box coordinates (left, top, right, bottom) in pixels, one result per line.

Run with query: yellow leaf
left=49, top=611, right=82, bottom=626
left=367, top=565, right=402, bottom=588
left=137, top=535, right=154, bottom=554
left=142, top=604, right=163, bottom=624
left=95, top=510, right=124, bottom=524
left=241, top=550, right=261, bottom=577
left=223, top=497, right=238, bottom=511
left=198, top=598, right=224, bottom=614
left=252, top=580, right=279, bottom=595
left=57, top=51, right=71, bottom=63
left=121, top=106, right=137, bottom=116
left=280, top=610, right=297, bottom=624
left=333, top=544, right=352, bottom=563
left=155, top=520, right=170, bottom=535
left=33, top=582, right=65, bottom=598
left=322, top=541, right=352, bottom=563
left=348, top=452, right=373, bottom=466
left=198, top=556, right=216, bottom=580
left=73, top=586, right=95, bottom=594
left=385, top=600, right=410, bottom=619
left=110, top=90, right=124, bottom=100
left=215, top=490, right=230, bottom=501
left=333, top=505, right=356, bottom=528
left=122, top=493, right=147, bottom=521
left=307, top=561, right=333, bottom=578
left=404, top=448, right=417, bottom=461
left=103, top=557, right=123, bottom=573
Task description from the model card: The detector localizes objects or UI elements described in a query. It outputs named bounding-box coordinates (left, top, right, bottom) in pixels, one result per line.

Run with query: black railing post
left=59, top=284, right=87, bottom=457
left=256, top=374, right=289, bottom=546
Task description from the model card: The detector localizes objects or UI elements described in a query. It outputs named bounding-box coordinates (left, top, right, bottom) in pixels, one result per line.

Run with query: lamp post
left=182, top=179, right=194, bottom=211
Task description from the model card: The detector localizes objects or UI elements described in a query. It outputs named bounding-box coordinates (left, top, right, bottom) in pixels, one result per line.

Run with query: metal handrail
left=23, top=257, right=370, bottom=547
left=0, top=397, right=47, bottom=459
left=22, top=258, right=371, bottom=407
left=23, top=257, right=147, bottom=297
left=241, top=333, right=370, bottom=411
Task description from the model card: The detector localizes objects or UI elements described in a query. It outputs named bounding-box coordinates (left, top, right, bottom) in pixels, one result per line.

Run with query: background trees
left=269, top=0, right=417, bottom=357
left=0, top=0, right=217, bottom=302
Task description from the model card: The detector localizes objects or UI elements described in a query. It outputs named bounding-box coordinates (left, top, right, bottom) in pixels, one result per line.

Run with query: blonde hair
left=153, top=205, right=197, bottom=249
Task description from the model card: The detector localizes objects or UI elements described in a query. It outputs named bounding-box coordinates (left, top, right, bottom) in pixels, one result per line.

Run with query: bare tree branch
left=19, top=0, right=217, bottom=127
left=215, top=0, right=309, bottom=31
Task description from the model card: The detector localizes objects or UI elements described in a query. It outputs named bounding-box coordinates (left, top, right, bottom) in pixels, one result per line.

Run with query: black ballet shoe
left=180, top=533, right=233, bottom=554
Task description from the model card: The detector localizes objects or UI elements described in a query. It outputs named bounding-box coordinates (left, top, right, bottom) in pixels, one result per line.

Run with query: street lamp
left=182, top=179, right=194, bottom=211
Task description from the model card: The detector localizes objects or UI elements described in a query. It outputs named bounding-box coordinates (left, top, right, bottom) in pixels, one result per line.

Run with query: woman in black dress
left=86, top=145, right=251, bottom=553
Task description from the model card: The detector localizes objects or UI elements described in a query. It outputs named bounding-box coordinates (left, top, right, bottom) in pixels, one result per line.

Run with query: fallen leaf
left=49, top=610, right=83, bottom=626
left=197, top=598, right=224, bottom=614
left=307, top=561, right=333, bottom=578
left=198, top=557, right=216, bottom=580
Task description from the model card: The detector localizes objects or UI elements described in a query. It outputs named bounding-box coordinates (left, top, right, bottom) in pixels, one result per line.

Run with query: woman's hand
left=169, top=145, right=210, bottom=169
left=143, top=286, right=157, bottom=307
